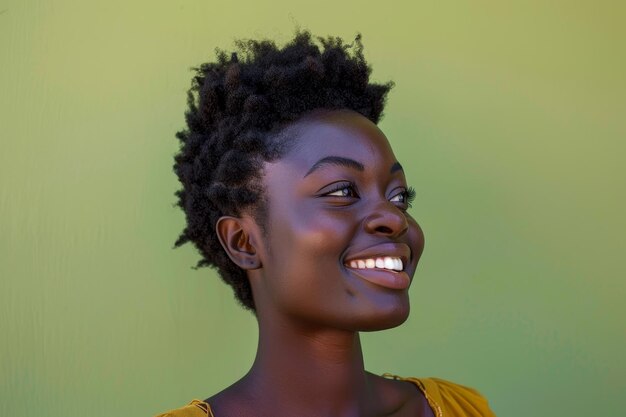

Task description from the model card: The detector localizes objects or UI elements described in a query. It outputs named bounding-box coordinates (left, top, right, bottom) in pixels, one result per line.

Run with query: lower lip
left=346, top=267, right=411, bottom=290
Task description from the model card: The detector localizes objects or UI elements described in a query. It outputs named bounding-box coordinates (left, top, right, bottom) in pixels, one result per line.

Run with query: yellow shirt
left=154, top=375, right=496, bottom=417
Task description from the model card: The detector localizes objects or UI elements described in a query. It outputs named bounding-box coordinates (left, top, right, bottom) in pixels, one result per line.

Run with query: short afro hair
left=172, top=29, right=394, bottom=311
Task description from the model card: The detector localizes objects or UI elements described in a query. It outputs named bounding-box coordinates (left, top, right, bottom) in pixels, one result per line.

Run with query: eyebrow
left=390, top=162, right=404, bottom=174
left=303, top=156, right=404, bottom=178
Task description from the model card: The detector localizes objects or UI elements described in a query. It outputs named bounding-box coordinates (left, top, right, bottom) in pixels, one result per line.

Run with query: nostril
left=376, top=225, right=393, bottom=235
left=364, top=203, right=409, bottom=237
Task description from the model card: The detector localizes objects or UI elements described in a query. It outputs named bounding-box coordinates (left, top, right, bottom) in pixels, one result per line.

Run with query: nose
left=363, top=201, right=409, bottom=238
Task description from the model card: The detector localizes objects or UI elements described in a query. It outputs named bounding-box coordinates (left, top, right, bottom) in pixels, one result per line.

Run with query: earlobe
left=215, top=216, right=262, bottom=270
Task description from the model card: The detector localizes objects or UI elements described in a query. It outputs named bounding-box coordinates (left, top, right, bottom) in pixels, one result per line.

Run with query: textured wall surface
left=1, top=1, right=624, bottom=416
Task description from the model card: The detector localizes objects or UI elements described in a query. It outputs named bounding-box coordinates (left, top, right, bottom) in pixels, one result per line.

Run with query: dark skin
left=212, top=109, right=430, bottom=417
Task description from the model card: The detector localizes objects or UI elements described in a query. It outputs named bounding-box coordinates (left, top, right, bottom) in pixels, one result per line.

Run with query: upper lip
left=342, top=243, right=411, bottom=268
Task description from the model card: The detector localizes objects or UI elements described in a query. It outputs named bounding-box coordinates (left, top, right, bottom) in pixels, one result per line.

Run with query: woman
left=156, top=30, right=496, bottom=417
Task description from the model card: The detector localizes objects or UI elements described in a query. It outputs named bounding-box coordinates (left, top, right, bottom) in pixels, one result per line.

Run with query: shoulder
left=389, top=374, right=497, bottom=417
left=153, top=399, right=213, bottom=417
left=427, top=377, right=495, bottom=416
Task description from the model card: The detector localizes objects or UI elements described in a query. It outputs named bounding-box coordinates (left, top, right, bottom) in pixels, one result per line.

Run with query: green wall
left=1, top=1, right=624, bottom=416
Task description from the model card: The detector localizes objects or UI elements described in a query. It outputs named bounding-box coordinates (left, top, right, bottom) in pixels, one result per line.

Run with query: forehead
left=278, top=110, right=397, bottom=168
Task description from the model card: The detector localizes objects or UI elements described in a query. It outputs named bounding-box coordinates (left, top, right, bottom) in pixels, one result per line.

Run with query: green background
left=1, top=1, right=624, bottom=416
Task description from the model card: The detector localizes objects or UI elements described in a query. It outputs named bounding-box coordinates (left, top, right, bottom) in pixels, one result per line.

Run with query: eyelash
left=397, top=186, right=417, bottom=208
left=324, top=182, right=359, bottom=198
left=322, top=182, right=416, bottom=209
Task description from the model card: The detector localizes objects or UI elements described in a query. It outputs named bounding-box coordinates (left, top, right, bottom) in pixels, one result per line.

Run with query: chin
left=355, top=296, right=411, bottom=332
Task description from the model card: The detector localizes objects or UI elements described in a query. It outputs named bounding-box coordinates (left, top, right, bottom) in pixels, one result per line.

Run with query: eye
left=389, top=186, right=416, bottom=209
left=321, top=182, right=359, bottom=198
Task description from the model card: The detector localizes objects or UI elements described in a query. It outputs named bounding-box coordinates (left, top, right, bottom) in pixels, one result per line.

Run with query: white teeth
left=394, top=258, right=401, bottom=271
left=347, top=257, right=404, bottom=272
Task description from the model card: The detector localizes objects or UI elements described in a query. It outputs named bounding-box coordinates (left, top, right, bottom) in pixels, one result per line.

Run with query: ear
left=215, top=216, right=262, bottom=270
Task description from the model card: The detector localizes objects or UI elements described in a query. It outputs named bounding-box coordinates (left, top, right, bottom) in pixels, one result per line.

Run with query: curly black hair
left=172, top=29, right=394, bottom=311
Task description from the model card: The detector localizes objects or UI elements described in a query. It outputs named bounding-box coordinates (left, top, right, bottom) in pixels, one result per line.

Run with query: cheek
left=264, top=210, right=355, bottom=301
left=271, top=205, right=354, bottom=258
left=407, top=217, right=426, bottom=267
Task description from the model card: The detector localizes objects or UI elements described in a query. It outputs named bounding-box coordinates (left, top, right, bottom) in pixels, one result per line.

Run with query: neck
left=242, top=316, right=374, bottom=417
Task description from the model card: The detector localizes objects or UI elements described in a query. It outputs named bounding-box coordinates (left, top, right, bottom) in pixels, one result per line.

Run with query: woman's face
left=252, top=109, right=425, bottom=331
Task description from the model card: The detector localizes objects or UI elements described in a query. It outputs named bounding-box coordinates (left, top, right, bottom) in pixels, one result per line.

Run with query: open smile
left=346, top=256, right=404, bottom=272
left=342, top=244, right=412, bottom=290
left=344, top=266, right=411, bottom=290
